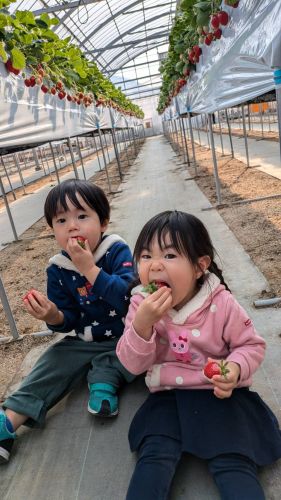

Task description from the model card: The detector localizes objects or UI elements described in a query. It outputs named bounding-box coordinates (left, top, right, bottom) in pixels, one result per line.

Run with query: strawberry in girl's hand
left=142, top=281, right=168, bottom=294
left=142, top=282, right=158, bottom=294
left=204, top=360, right=229, bottom=379
left=75, top=236, right=86, bottom=249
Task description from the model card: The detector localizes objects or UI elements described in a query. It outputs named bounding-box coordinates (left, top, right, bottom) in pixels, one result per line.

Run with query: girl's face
left=138, top=235, right=209, bottom=310
left=52, top=193, right=108, bottom=253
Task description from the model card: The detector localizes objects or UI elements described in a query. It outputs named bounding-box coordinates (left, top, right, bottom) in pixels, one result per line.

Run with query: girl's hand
left=211, top=360, right=241, bottom=399
left=133, top=286, right=172, bottom=340
left=22, top=289, right=64, bottom=325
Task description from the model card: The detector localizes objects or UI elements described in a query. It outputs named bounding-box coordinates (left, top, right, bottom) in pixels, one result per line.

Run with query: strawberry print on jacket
left=117, top=273, right=266, bottom=391
left=46, top=234, right=133, bottom=342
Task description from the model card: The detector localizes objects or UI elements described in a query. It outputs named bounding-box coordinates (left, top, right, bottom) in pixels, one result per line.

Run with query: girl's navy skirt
left=128, top=388, right=281, bottom=466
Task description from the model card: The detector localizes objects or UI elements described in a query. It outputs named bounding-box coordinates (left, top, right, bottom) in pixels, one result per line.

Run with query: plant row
left=157, top=0, right=239, bottom=114
left=0, top=0, right=144, bottom=118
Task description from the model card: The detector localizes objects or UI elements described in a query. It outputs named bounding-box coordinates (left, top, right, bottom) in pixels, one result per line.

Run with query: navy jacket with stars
left=46, top=234, right=134, bottom=342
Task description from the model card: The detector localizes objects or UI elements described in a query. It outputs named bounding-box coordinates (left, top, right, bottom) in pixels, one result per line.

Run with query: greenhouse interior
left=1, top=1, right=281, bottom=498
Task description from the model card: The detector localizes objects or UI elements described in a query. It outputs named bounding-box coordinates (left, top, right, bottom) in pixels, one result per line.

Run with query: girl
left=117, top=210, right=281, bottom=500
left=0, top=179, right=134, bottom=464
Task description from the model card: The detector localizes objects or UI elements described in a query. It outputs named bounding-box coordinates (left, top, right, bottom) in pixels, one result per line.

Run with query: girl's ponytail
left=209, top=261, right=231, bottom=292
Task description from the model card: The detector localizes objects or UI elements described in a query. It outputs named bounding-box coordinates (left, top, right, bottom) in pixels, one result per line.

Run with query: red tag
left=244, top=319, right=251, bottom=327
left=122, top=262, right=132, bottom=267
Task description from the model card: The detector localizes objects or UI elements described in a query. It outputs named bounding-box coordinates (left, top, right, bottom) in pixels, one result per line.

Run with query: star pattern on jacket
left=105, top=330, right=112, bottom=337
left=109, top=310, right=117, bottom=317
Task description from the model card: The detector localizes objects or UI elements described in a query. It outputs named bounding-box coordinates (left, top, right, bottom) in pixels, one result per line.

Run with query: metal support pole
left=0, top=275, right=20, bottom=340
left=98, top=128, right=114, bottom=193
left=225, top=109, right=234, bottom=158
left=1, top=156, right=16, bottom=200
left=13, top=154, right=27, bottom=194
left=110, top=129, right=123, bottom=180
left=121, top=129, right=131, bottom=166
left=208, top=114, right=222, bottom=205
left=259, top=103, right=264, bottom=138
left=241, top=105, right=250, bottom=168
left=49, top=142, right=61, bottom=183
left=32, top=148, right=42, bottom=171
left=92, top=133, right=102, bottom=171
left=76, top=137, right=87, bottom=180
left=205, top=114, right=210, bottom=149
left=66, top=138, right=80, bottom=179
left=180, top=117, right=191, bottom=167
left=273, top=68, right=281, bottom=157
left=188, top=112, right=197, bottom=170
left=0, top=175, right=19, bottom=241
left=217, top=111, right=225, bottom=156
left=196, top=117, right=201, bottom=145
left=247, top=104, right=251, bottom=131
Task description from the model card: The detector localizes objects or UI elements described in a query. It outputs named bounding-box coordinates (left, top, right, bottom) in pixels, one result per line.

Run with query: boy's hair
left=44, top=179, right=110, bottom=228
left=133, top=210, right=230, bottom=291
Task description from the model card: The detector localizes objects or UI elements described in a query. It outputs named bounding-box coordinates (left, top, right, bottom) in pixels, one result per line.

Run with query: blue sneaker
left=0, top=412, right=16, bottom=464
left=88, top=383, right=118, bottom=417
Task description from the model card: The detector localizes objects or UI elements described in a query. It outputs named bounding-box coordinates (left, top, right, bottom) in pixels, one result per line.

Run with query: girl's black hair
left=132, top=210, right=230, bottom=292
left=44, top=179, right=110, bottom=228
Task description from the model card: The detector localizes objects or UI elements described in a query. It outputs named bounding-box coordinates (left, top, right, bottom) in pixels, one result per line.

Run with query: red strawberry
left=22, top=289, right=36, bottom=302
left=213, top=28, right=222, bottom=39
left=41, top=84, right=49, bottom=93
left=204, top=360, right=229, bottom=379
left=204, top=34, right=213, bottom=46
left=5, top=59, right=20, bottom=75
left=210, top=15, right=220, bottom=30
left=24, top=78, right=31, bottom=87
left=75, top=236, right=86, bottom=249
left=218, top=11, right=229, bottom=26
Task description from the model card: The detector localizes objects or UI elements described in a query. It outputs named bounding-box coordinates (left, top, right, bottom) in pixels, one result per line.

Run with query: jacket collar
left=47, top=234, right=126, bottom=273
left=133, top=273, right=222, bottom=325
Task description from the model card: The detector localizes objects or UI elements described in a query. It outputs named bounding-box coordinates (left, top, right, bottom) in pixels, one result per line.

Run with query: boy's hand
left=22, top=289, right=64, bottom=325
left=66, top=238, right=100, bottom=284
left=133, top=286, right=172, bottom=340
left=206, top=359, right=241, bottom=399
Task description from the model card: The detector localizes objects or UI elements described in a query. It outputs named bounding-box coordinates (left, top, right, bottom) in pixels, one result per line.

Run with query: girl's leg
left=208, top=453, right=265, bottom=500
left=126, top=435, right=182, bottom=500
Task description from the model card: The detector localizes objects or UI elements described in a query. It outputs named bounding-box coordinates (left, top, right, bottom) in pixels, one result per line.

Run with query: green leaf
left=15, top=10, right=35, bottom=25
left=10, top=46, right=26, bottom=69
left=40, top=13, right=51, bottom=27
left=0, top=40, right=7, bottom=62
left=35, top=19, right=49, bottom=29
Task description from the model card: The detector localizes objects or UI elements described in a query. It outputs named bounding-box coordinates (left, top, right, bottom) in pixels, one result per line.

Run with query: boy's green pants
left=3, top=336, right=134, bottom=426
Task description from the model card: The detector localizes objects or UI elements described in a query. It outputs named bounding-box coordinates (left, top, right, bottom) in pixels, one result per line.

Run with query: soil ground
left=1, top=132, right=281, bottom=400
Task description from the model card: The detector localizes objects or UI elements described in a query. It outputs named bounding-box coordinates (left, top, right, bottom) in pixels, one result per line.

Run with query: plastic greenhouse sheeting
left=0, top=63, right=141, bottom=154
left=167, top=0, right=281, bottom=117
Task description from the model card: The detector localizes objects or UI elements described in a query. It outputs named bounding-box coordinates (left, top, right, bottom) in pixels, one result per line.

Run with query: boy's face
left=52, top=194, right=108, bottom=253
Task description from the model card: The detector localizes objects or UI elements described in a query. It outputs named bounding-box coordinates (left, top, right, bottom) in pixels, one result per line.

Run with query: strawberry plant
left=0, top=0, right=144, bottom=118
left=157, top=0, right=239, bottom=114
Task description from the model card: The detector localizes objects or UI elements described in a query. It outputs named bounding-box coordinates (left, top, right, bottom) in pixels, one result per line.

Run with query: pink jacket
left=117, top=273, right=266, bottom=392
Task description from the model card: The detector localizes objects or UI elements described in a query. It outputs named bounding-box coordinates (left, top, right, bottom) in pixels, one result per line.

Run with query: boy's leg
left=87, top=339, right=134, bottom=417
left=3, top=338, right=101, bottom=427
left=208, top=453, right=265, bottom=500
left=126, top=435, right=182, bottom=500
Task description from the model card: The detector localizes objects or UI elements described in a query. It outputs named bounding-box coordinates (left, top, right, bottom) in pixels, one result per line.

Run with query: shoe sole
left=0, top=447, right=10, bottom=464
left=87, top=404, right=118, bottom=417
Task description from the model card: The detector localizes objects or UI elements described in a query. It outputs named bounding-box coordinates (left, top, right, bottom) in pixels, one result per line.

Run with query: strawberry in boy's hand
left=75, top=236, right=86, bottom=249
left=204, top=359, right=229, bottom=379
left=22, top=289, right=36, bottom=302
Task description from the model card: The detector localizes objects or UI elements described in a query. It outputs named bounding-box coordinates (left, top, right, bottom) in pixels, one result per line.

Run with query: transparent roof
left=9, top=0, right=177, bottom=101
